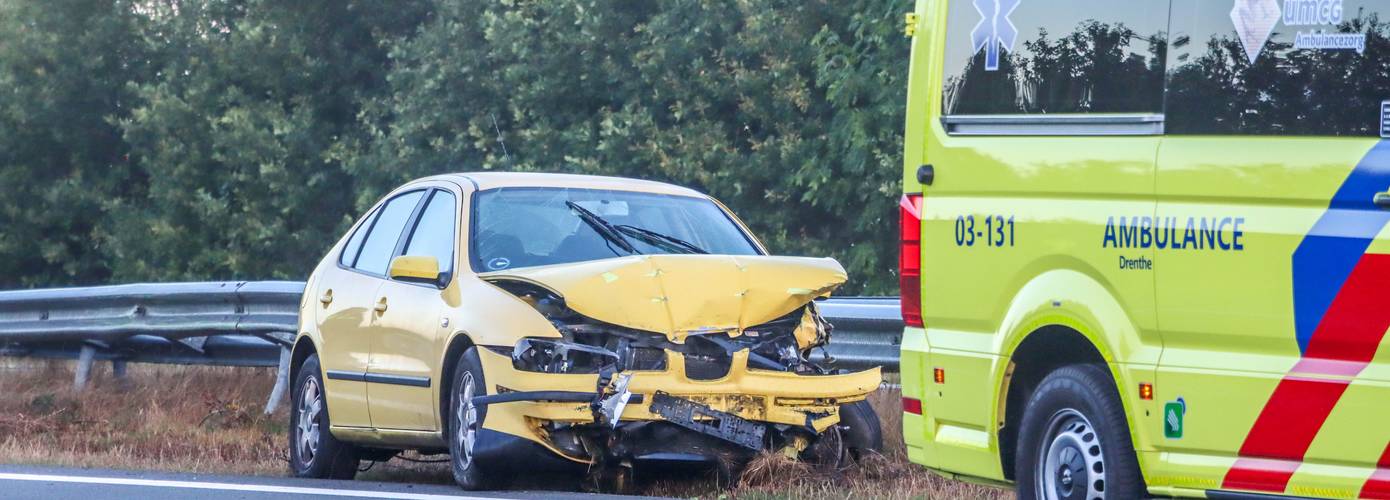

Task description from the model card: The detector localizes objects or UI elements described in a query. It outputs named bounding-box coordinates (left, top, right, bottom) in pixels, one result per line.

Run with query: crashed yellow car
left=289, top=173, right=882, bottom=490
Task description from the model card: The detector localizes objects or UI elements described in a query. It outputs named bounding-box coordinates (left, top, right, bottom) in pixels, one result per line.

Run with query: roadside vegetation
left=0, top=360, right=1005, bottom=499
left=0, top=0, right=906, bottom=296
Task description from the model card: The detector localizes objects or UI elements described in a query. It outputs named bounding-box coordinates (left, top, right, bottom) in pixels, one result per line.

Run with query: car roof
left=416, top=172, right=708, bottom=198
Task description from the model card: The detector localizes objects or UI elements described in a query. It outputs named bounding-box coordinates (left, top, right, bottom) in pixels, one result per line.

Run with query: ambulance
left=898, top=1, right=1390, bottom=498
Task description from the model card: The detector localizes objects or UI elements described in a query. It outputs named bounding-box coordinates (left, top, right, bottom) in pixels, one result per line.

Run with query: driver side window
left=402, top=190, right=458, bottom=277
left=351, top=190, right=426, bottom=276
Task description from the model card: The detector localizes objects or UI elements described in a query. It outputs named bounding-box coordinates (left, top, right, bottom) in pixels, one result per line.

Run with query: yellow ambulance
left=898, top=1, right=1390, bottom=498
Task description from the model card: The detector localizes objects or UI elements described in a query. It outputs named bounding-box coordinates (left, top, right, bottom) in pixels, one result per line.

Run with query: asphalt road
left=0, top=465, right=641, bottom=500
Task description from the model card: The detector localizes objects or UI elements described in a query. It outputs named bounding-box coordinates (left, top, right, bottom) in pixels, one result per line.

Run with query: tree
left=0, top=0, right=150, bottom=287
left=0, top=0, right=910, bottom=295
left=357, top=0, right=907, bottom=293
left=109, top=0, right=431, bottom=281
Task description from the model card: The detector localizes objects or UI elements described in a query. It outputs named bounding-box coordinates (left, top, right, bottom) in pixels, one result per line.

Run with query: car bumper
left=474, top=347, right=881, bottom=460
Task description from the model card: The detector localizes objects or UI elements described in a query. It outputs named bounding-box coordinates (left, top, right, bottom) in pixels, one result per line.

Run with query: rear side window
left=1166, top=0, right=1390, bottom=136
left=352, top=190, right=426, bottom=276
left=402, top=190, right=458, bottom=276
left=941, top=0, right=1170, bottom=115
left=338, top=209, right=378, bottom=268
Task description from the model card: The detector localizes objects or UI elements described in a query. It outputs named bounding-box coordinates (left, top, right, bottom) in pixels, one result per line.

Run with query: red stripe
left=1359, top=441, right=1390, bottom=499
left=1300, top=254, right=1390, bottom=365
left=1224, top=458, right=1303, bottom=493
left=1363, top=471, right=1390, bottom=500
left=1222, top=378, right=1350, bottom=491
left=1225, top=254, right=1390, bottom=493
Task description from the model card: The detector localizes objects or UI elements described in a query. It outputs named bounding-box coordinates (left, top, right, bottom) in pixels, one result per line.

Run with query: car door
left=916, top=0, right=1168, bottom=479
left=313, top=213, right=380, bottom=429
left=366, top=186, right=461, bottom=431
left=318, top=189, right=427, bottom=429
left=1153, top=1, right=1390, bottom=496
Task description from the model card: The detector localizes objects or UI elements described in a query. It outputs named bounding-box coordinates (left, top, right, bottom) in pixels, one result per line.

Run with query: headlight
left=512, top=337, right=619, bottom=374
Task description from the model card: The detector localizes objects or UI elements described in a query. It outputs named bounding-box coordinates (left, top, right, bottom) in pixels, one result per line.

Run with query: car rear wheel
left=1015, top=364, right=1144, bottom=500
left=449, top=347, right=492, bottom=490
left=289, top=354, right=360, bottom=479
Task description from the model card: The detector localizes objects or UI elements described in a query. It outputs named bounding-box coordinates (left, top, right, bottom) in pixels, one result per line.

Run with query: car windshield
left=471, top=187, right=761, bottom=272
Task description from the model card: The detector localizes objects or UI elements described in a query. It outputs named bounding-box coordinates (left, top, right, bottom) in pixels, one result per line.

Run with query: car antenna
left=490, top=113, right=511, bottom=163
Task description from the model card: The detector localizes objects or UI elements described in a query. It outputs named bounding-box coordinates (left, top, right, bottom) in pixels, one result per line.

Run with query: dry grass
left=0, top=359, right=286, bottom=475
left=645, top=389, right=1010, bottom=500
left=0, top=360, right=1009, bottom=498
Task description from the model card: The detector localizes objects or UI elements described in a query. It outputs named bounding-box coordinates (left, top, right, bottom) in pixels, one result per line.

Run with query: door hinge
left=904, top=13, right=919, bottom=37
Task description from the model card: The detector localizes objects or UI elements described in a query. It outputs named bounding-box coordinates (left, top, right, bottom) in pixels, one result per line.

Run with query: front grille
left=683, top=335, right=733, bottom=380
left=683, top=352, right=732, bottom=380
left=622, top=346, right=668, bottom=371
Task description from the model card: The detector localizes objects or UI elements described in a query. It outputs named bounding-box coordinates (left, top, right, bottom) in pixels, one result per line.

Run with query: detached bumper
left=475, top=347, right=881, bottom=456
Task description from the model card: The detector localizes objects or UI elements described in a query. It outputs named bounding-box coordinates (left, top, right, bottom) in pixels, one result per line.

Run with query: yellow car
left=288, top=172, right=882, bottom=490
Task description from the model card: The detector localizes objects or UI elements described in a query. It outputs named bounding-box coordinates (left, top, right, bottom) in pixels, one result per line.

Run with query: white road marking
left=0, top=472, right=490, bottom=499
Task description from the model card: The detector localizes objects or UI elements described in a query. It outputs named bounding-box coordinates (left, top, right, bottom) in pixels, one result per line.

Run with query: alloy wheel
left=454, top=372, right=478, bottom=469
left=297, top=376, right=323, bottom=466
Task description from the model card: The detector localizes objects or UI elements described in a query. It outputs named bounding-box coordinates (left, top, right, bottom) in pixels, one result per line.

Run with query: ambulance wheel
left=289, top=355, right=360, bottom=479
left=1015, top=364, right=1144, bottom=500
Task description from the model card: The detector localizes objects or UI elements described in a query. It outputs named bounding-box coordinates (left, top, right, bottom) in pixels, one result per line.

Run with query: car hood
left=481, top=254, right=847, bottom=341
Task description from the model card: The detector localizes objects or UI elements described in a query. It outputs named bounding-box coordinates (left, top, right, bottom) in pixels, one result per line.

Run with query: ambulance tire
left=1015, top=364, right=1145, bottom=500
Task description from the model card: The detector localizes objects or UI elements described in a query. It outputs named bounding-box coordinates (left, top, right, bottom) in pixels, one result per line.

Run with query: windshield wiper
left=615, top=225, right=708, bottom=254
left=565, top=201, right=640, bottom=255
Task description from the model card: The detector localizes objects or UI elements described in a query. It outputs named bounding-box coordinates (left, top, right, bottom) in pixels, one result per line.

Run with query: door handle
left=1376, top=192, right=1390, bottom=209
left=374, top=298, right=389, bottom=314
left=319, top=290, right=334, bottom=305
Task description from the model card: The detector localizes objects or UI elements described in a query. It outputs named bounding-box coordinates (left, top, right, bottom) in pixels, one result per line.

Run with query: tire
left=840, top=400, right=884, bottom=458
left=1015, top=364, right=1145, bottom=500
left=805, top=400, right=884, bottom=468
left=448, top=347, right=492, bottom=490
left=289, top=354, right=360, bottom=479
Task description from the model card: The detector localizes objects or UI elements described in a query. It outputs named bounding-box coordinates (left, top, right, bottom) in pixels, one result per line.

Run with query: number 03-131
left=954, top=215, right=1015, bottom=248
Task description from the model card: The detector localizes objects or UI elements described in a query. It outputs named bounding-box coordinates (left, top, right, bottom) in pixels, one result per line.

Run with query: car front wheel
left=289, top=354, right=360, bottom=479
left=449, top=347, right=492, bottom=490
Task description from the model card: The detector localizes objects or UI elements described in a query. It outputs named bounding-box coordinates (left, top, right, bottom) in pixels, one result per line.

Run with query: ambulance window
left=1166, top=0, right=1390, bottom=136
left=940, top=0, right=1170, bottom=116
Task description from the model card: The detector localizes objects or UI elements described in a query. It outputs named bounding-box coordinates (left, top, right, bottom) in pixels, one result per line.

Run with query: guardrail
left=0, top=282, right=903, bottom=413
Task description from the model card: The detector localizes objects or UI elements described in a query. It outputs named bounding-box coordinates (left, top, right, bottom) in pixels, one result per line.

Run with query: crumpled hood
left=482, top=254, right=847, bottom=341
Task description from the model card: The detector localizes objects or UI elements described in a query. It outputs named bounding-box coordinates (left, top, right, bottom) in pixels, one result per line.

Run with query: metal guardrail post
left=264, top=345, right=292, bottom=415
left=73, top=344, right=96, bottom=391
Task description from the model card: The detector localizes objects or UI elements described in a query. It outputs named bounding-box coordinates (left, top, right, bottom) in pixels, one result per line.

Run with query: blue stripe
left=1291, top=141, right=1390, bottom=352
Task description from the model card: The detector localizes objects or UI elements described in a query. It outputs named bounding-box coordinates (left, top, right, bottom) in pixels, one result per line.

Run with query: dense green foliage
left=0, top=0, right=907, bottom=294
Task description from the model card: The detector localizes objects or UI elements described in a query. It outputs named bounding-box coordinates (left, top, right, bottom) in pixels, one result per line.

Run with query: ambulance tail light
left=903, top=397, right=923, bottom=415
left=900, top=194, right=924, bottom=328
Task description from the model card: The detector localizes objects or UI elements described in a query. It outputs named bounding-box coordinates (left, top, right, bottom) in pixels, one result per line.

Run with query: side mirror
left=389, top=255, right=446, bottom=287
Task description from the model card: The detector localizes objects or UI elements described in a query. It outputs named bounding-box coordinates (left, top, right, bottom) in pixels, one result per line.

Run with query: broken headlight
left=512, top=337, right=619, bottom=374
